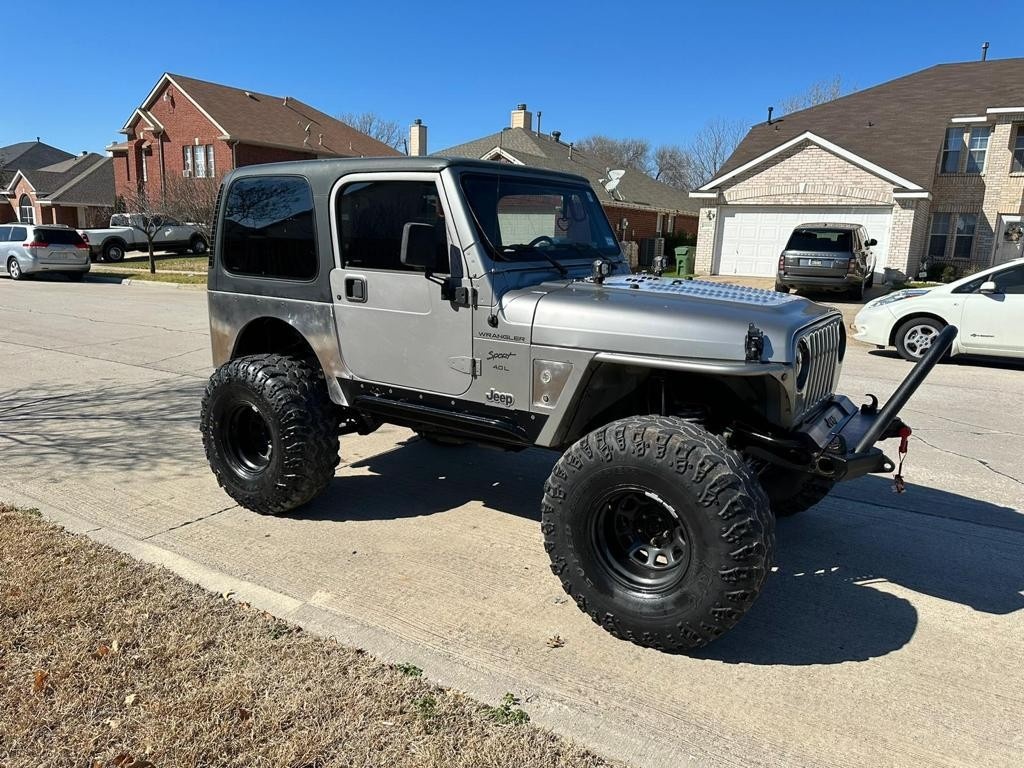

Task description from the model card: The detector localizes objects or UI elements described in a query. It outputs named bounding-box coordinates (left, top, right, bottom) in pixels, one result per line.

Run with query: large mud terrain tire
left=201, top=354, right=340, bottom=515
left=758, top=468, right=834, bottom=517
left=542, top=416, right=775, bottom=652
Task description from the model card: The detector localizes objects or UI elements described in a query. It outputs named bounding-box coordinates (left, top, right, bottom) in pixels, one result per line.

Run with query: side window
left=993, top=265, right=1024, bottom=294
left=0, top=226, right=10, bottom=242
left=221, top=175, right=318, bottom=280
left=338, top=180, right=449, bottom=273
left=10, top=227, right=27, bottom=242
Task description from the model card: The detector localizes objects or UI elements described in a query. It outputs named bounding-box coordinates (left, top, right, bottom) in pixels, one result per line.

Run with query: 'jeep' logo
left=485, top=388, right=515, bottom=408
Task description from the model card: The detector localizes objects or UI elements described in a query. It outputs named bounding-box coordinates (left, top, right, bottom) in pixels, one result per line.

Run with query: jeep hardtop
left=200, top=156, right=953, bottom=652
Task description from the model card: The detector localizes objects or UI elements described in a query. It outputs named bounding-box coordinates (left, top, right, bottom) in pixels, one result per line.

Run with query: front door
left=960, top=262, right=1024, bottom=356
left=330, top=173, right=474, bottom=396
left=993, top=215, right=1023, bottom=266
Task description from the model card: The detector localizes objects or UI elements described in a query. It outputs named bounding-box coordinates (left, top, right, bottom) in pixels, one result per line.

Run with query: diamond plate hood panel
left=527, top=276, right=837, bottom=362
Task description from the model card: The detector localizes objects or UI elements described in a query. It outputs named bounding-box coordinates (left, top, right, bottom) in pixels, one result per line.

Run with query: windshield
left=461, top=173, right=620, bottom=263
left=786, top=228, right=853, bottom=253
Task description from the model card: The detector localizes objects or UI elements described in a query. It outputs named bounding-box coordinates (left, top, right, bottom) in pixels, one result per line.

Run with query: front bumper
left=739, top=324, right=957, bottom=482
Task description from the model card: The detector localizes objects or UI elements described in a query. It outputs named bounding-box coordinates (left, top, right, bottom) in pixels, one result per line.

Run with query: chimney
left=511, top=103, right=532, bottom=131
left=409, top=118, right=427, bottom=156
left=981, top=41, right=989, bottom=61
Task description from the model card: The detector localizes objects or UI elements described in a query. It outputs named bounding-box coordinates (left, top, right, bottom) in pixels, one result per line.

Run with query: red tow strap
left=893, top=426, right=912, bottom=494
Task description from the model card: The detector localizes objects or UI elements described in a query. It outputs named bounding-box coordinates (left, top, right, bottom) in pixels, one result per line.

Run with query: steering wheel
left=528, top=235, right=555, bottom=248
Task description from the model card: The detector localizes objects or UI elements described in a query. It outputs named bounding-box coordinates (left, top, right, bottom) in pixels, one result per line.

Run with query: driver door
left=330, top=173, right=474, bottom=395
left=960, top=263, right=1024, bottom=356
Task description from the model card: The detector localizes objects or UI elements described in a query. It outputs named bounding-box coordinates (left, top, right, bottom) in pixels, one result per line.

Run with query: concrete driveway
left=1, top=278, right=1022, bottom=768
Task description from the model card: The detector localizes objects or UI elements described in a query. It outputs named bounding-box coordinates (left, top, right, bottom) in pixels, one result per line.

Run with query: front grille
left=795, top=317, right=844, bottom=419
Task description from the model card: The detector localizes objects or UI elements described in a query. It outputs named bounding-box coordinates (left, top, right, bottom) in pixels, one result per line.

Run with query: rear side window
left=32, top=228, right=85, bottom=245
left=10, top=227, right=27, bottom=242
left=786, top=228, right=852, bottom=253
left=221, top=175, right=317, bottom=280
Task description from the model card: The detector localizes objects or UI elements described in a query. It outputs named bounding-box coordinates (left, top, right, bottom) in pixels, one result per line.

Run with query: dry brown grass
left=0, top=504, right=615, bottom=768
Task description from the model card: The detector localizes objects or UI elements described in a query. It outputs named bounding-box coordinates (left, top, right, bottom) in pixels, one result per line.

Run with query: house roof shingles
left=0, top=141, right=75, bottom=187
left=715, top=58, right=1024, bottom=190
left=13, top=153, right=114, bottom=207
left=437, top=128, right=699, bottom=215
left=141, top=74, right=401, bottom=158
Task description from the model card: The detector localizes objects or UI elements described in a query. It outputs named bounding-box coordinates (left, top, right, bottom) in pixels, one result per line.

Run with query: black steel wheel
left=190, top=235, right=208, bottom=255
left=543, top=416, right=774, bottom=652
left=201, top=354, right=340, bottom=515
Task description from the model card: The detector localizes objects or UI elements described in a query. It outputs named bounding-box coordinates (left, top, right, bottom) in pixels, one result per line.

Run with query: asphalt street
left=1, top=276, right=1021, bottom=768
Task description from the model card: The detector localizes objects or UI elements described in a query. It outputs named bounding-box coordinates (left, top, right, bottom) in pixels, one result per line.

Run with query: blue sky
left=3, top=0, right=1021, bottom=155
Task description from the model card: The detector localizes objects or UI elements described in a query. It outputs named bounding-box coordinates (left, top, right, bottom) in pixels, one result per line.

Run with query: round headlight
left=795, top=339, right=811, bottom=392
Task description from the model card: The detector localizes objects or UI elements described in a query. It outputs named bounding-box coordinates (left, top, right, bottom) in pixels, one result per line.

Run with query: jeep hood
left=526, top=276, right=835, bottom=363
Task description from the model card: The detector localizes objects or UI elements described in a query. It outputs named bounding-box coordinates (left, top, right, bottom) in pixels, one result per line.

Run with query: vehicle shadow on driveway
left=305, top=442, right=1023, bottom=666
left=699, top=474, right=1024, bottom=665
left=298, top=438, right=554, bottom=522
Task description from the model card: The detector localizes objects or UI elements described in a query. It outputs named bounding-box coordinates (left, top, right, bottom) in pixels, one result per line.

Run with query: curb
left=87, top=274, right=206, bottom=291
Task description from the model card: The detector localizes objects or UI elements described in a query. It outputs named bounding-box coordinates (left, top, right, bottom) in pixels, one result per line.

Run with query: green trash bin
left=674, top=246, right=694, bottom=276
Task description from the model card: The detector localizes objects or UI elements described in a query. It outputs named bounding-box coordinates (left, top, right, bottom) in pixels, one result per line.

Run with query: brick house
left=1, top=141, right=114, bottom=227
left=434, top=105, right=699, bottom=244
left=108, top=73, right=401, bottom=203
left=691, top=58, right=1024, bottom=279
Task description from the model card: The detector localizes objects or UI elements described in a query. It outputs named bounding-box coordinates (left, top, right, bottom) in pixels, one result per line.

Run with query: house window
left=1013, top=126, right=1024, bottom=173
left=940, top=127, right=962, bottom=173
left=19, top=195, right=35, bottom=224
left=142, top=153, right=148, bottom=182
left=207, top=145, right=215, bottom=177
left=928, top=213, right=950, bottom=258
left=194, top=145, right=207, bottom=178
left=953, top=213, right=977, bottom=259
left=667, top=215, right=675, bottom=234
left=965, top=127, right=990, bottom=173
left=183, top=146, right=193, bottom=176
left=656, top=213, right=664, bottom=234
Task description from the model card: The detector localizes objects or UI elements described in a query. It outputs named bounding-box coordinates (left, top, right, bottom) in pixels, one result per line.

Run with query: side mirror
left=979, top=280, right=999, bottom=294
left=400, top=222, right=436, bottom=272
left=867, top=238, right=878, bottom=246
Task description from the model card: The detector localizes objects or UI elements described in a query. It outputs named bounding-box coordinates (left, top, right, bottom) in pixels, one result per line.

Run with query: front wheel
left=200, top=354, right=340, bottom=515
left=189, top=236, right=208, bottom=255
left=895, top=317, right=946, bottom=362
left=542, top=416, right=774, bottom=652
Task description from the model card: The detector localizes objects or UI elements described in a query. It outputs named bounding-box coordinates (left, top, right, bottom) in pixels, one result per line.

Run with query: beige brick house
left=691, top=58, right=1024, bottom=279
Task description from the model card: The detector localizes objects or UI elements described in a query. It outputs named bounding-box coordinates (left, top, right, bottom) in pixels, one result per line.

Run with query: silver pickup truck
left=81, top=214, right=208, bottom=262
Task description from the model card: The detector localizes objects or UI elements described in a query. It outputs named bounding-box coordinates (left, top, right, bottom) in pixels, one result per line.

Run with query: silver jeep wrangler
left=201, top=157, right=953, bottom=652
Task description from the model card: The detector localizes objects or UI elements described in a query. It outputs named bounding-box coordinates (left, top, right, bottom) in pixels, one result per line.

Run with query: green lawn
left=112, top=253, right=209, bottom=272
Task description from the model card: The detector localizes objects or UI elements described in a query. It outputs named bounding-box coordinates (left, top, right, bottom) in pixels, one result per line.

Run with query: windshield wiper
left=501, top=244, right=569, bottom=278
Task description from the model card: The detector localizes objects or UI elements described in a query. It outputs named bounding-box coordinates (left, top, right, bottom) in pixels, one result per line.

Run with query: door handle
left=344, top=276, right=367, bottom=303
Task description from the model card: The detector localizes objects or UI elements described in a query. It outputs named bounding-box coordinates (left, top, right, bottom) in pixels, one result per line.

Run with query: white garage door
left=715, top=206, right=892, bottom=277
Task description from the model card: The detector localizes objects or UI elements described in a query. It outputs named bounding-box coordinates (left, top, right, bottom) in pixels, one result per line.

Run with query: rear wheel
left=189, top=235, right=208, bottom=255
left=201, top=354, right=340, bottom=515
left=7, top=258, right=24, bottom=280
left=542, top=416, right=774, bottom=652
left=103, top=241, right=125, bottom=262
left=895, top=317, right=946, bottom=362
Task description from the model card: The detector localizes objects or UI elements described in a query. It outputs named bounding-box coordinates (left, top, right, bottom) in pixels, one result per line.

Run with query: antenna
left=599, top=168, right=626, bottom=201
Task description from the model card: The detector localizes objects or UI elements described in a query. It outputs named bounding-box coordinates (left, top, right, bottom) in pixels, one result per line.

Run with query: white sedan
left=853, top=258, right=1024, bottom=361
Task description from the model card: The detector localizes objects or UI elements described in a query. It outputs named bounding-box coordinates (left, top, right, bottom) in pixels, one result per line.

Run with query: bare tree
left=112, top=188, right=171, bottom=274
left=339, top=111, right=404, bottom=151
left=162, top=176, right=220, bottom=241
left=576, top=136, right=653, bottom=174
left=777, top=75, right=846, bottom=115
left=652, top=144, right=697, bottom=190
left=685, top=118, right=747, bottom=189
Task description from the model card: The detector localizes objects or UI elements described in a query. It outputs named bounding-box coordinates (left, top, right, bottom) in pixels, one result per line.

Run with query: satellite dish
left=600, top=168, right=626, bottom=201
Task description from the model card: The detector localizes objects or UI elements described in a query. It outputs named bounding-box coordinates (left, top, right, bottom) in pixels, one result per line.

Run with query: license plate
left=810, top=259, right=824, bottom=267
